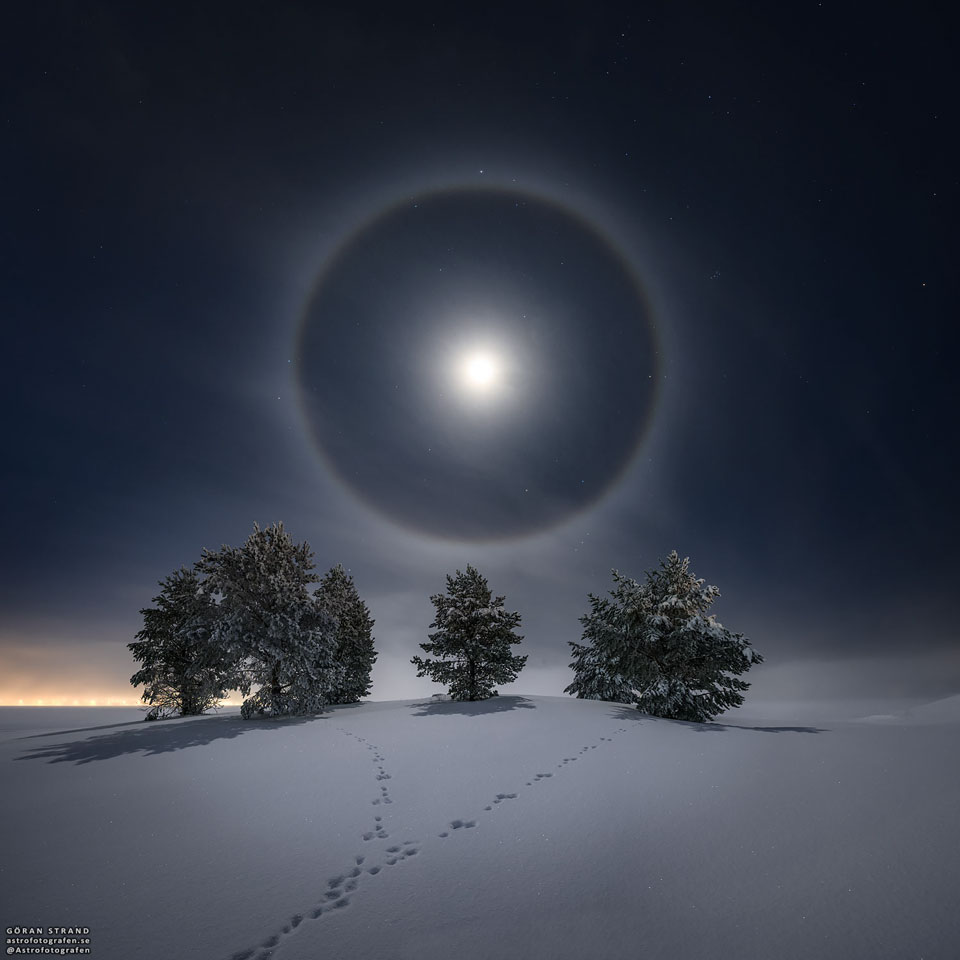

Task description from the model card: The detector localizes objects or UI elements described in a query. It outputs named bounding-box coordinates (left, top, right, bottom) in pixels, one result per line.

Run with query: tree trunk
left=271, top=668, right=283, bottom=710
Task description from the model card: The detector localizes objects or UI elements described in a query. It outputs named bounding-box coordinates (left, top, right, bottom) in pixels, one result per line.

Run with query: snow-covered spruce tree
left=198, top=522, right=343, bottom=719
left=564, top=591, right=637, bottom=705
left=565, top=552, right=762, bottom=722
left=412, top=565, right=526, bottom=701
left=316, top=563, right=376, bottom=703
left=129, top=565, right=234, bottom=719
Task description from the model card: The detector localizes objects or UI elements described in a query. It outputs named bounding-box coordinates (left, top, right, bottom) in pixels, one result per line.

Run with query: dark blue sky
left=3, top=3, right=956, bottom=704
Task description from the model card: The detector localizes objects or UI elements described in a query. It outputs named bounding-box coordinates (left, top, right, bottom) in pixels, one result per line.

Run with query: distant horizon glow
left=0, top=697, right=247, bottom=708
left=2, top=696, right=135, bottom=707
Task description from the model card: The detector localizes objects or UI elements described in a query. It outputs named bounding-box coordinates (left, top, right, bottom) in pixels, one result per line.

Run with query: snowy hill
left=2, top=695, right=958, bottom=960
left=902, top=692, right=960, bottom=724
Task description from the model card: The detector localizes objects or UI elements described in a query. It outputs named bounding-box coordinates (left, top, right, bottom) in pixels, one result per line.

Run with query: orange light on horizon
left=1, top=691, right=245, bottom=708
left=0, top=690, right=147, bottom=706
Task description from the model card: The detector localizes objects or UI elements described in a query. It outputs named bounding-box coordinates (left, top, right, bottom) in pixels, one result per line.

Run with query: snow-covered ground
left=2, top=694, right=958, bottom=960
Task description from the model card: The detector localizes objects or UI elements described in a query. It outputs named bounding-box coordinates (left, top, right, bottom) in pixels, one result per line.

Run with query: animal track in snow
left=226, top=721, right=638, bottom=960
left=223, top=728, right=406, bottom=956
left=224, top=727, right=435, bottom=958
left=339, top=727, right=396, bottom=815
left=461, top=724, right=637, bottom=831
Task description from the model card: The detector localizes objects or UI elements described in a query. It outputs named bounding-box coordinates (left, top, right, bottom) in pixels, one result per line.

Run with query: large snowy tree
left=198, top=522, right=343, bottom=719
left=129, top=566, right=234, bottom=719
left=412, top=565, right=526, bottom=701
left=565, top=551, right=762, bottom=722
left=316, top=563, right=376, bottom=703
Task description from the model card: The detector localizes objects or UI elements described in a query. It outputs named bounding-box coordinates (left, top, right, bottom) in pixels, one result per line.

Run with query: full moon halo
left=295, top=186, right=659, bottom=540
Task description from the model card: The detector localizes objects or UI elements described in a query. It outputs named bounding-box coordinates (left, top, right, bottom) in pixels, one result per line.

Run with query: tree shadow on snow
left=19, top=718, right=154, bottom=740
left=602, top=704, right=824, bottom=732
left=410, top=695, right=538, bottom=717
left=688, top=721, right=826, bottom=733
left=14, top=713, right=327, bottom=765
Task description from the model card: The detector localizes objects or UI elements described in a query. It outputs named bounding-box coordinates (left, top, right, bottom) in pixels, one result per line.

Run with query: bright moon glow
left=459, top=350, right=501, bottom=392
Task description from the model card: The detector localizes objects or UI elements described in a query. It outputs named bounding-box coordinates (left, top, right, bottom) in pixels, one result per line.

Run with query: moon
left=459, top=349, right=501, bottom=393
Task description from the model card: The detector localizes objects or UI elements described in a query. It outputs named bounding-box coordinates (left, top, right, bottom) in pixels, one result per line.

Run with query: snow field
left=2, top=695, right=959, bottom=960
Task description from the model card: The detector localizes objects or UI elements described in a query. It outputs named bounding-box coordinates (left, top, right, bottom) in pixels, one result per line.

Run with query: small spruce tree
left=412, top=565, right=526, bottom=701
left=129, top=566, right=233, bottom=719
left=316, top=564, right=377, bottom=703
left=565, top=551, right=762, bottom=722
left=198, top=522, right=343, bottom=718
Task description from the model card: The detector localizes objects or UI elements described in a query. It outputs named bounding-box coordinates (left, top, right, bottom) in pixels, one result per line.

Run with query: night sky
left=3, top=4, right=956, bottom=705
